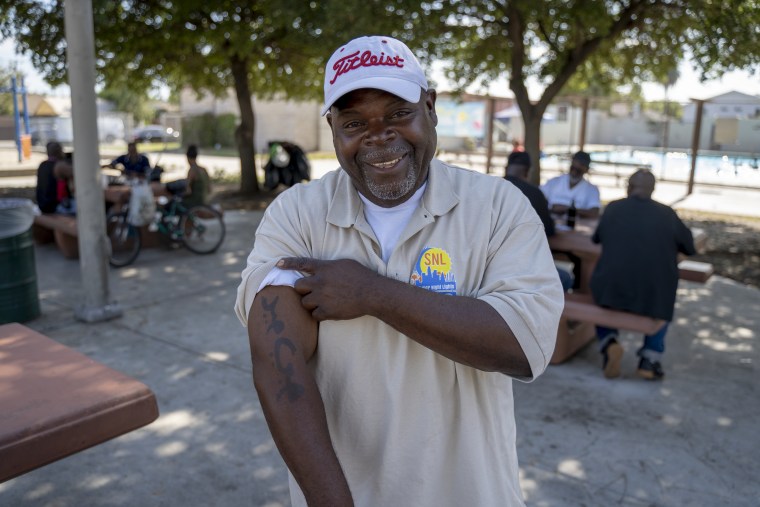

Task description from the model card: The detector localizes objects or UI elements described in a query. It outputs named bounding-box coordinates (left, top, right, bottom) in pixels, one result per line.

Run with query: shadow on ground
left=1, top=209, right=757, bottom=506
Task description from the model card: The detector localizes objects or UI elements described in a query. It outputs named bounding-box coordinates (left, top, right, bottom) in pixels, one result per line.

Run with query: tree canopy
left=0, top=0, right=425, bottom=193
left=2, top=0, right=759, bottom=187
left=421, top=0, right=760, bottom=182
left=0, top=66, right=21, bottom=115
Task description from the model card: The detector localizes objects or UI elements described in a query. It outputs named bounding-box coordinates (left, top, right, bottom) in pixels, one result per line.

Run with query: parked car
left=131, top=125, right=180, bottom=143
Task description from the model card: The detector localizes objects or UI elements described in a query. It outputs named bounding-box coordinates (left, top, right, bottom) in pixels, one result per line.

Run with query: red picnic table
left=0, top=323, right=159, bottom=483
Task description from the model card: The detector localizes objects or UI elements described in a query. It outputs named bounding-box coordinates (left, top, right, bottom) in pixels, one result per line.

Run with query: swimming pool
left=544, top=149, right=760, bottom=188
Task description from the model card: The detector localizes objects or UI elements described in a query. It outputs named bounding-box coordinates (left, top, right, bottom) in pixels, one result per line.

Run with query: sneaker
left=602, top=339, right=624, bottom=379
left=637, top=357, right=665, bottom=380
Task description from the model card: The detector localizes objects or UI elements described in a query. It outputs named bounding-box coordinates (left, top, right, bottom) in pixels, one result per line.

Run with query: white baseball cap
left=321, top=35, right=428, bottom=116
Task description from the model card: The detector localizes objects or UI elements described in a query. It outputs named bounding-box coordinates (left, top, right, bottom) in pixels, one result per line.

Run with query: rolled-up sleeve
left=234, top=192, right=310, bottom=326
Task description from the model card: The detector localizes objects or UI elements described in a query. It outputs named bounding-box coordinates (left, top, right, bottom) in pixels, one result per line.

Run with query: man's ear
left=425, top=89, right=438, bottom=126
left=326, top=112, right=333, bottom=128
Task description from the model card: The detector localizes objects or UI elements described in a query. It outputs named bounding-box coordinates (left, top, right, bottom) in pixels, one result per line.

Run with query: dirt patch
left=679, top=210, right=760, bottom=290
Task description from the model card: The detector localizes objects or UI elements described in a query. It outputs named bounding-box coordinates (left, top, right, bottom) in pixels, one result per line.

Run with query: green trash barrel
left=0, top=199, right=40, bottom=324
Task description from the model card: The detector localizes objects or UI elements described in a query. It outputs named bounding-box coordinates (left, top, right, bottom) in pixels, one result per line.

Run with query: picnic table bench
left=0, top=323, right=159, bottom=483
left=551, top=265, right=714, bottom=364
left=33, top=214, right=79, bottom=259
left=546, top=217, right=714, bottom=364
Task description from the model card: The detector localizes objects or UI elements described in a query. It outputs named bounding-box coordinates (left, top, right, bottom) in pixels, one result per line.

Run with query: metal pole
left=579, top=97, right=589, bottom=151
left=64, top=0, right=122, bottom=322
left=11, top=77, right=22, bottom=162
left=687, top=100, right=704, bottom=196
left=21, top=77, right=31, bottom=135
left=567, top=102, right=575, bottom=153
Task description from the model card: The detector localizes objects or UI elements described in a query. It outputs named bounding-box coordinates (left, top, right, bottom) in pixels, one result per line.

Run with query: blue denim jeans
left=596, top=323, right=670, bottom=362
left=557, top=268, right=574, bottom=292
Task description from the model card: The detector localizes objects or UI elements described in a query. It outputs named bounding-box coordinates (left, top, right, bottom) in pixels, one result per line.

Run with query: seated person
left=504, top=151, right=573, bottom=291
left=183, top=145, right=210, bottom=208
left=103, top=142, right=151, bottom=179
left=53, top=152, right=76, bottom=215
left=541, top=150, right=600, bottom=219
left=36, top=141, right=65, bottom=213
left=590, top=169, right=695, bottom=381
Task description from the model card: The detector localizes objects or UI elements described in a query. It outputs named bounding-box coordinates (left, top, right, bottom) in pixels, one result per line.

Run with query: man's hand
left=277, top=257, right=531, bottom=376
left=277, top=257, right=377, bottom=321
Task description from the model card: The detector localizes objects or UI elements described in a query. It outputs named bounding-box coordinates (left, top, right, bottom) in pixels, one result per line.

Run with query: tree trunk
left=230, top=55, right=259, bottom=195
left=523, top=114, right=543, bottom=186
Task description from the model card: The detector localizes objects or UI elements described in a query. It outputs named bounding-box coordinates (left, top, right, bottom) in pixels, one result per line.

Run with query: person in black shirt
left=103, top=142, right=151, bottom=178
left=35, top=141, right=65, bottom=213
left=591, top=169, right=696, bottom=380
left=505, top=151, right=573, bottom=291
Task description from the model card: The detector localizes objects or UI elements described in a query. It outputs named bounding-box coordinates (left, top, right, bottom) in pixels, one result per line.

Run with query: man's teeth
left=371, top=157, right=402, bottom=169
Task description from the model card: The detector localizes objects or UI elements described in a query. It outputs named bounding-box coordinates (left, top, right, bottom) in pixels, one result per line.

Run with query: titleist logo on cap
left=321, top=36, right=428, bottom=116
left=330, top=47, right=405, bottom=85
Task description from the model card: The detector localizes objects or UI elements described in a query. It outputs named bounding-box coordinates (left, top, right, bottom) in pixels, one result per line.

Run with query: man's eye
left=391, top=110, right=411, bottom=119
left=343, top=121, right=363, bottom=129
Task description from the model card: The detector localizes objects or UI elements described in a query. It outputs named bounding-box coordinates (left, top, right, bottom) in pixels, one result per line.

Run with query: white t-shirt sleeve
left=257, top=267, right=303, bottom=291
left=234, top=190, right=312, bottom=326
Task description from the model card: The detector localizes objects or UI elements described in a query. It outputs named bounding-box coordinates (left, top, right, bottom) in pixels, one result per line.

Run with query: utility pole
left=64, top=0, right=122, bottom=322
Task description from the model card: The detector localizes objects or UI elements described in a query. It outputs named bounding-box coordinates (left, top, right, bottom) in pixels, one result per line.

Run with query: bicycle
left=107, top=187, right=225, bottom=267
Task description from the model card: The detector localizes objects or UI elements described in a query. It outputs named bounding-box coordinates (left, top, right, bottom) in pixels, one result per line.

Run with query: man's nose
left=364, top=120, right=395, bottom=145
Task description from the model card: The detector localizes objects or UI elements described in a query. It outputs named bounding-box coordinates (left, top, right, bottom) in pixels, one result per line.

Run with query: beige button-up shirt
left=236, top=159, right=563, bottom=506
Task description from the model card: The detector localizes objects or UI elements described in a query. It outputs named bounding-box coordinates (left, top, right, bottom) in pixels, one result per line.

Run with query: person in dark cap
left=541, top=150, right=601, bottom=218
left=505, top=151, right=573, bottom=291
left=505, top=151, right=553, bottom=235
left=590, top=169, right=695, bottom=380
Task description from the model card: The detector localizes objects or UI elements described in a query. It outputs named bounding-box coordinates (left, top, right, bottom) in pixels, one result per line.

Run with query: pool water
left=546, top=149, right=760, bottom=188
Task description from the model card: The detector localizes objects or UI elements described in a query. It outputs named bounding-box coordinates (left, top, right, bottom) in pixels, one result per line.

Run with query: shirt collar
left=326, top=158, right=459, bottom=228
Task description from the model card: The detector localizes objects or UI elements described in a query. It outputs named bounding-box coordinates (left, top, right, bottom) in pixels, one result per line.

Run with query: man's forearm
left=248, top=287, right=352, bottom=506
left=364, top=276, right=531, bottom=377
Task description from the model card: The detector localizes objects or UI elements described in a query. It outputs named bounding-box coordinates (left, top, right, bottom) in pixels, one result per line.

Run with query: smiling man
left=235, top=36, right=563, bottom=507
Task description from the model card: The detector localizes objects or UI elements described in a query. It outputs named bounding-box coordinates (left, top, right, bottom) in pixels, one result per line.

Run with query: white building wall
left=589, top=116, right=660, bottom=147
left=253, top=98, right=321, bottom=152
left=682, top=91, right=760, bottom=122
left=733, top=119, right=760, bottom=153
left=178, top=87, right=323, bottom=152
left=178, top=87, right=760, bottom=156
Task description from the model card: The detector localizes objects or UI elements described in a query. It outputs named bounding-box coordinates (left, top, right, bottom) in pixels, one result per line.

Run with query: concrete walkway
left=0, top=206, right=757, bottom=506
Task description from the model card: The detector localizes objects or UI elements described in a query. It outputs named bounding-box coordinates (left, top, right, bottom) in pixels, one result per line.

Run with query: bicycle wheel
left=180, top=205, right=225, bottom=254
left=107, top=210, right=141, bottom=267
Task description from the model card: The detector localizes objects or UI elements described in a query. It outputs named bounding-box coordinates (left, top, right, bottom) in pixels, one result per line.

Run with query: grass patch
left=136, top=142, right=181, bottom=153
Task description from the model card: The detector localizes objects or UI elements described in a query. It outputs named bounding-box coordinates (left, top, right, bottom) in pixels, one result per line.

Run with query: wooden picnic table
left=0, top=323, right=159, bottom=483
left=548, top=218, right=707, bottom=291
left=547, top=217, right=709, bottom=363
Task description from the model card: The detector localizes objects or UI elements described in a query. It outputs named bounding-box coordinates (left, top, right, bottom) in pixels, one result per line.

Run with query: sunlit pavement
left=0, top=202, right=757, bottom=506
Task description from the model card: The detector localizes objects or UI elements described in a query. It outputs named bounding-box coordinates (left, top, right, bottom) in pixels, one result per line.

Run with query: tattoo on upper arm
left=261, top=296, right=305, bottom=402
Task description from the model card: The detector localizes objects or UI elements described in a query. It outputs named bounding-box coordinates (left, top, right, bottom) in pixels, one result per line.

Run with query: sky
left=3, top=38, right=758, bottom=104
